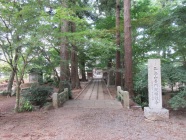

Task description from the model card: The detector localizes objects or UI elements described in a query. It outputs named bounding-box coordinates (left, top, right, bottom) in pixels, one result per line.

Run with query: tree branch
left=5, top=35, right=12, bottom=47
left=54, top=47, right=60, bottom=54
left=0, top=58, right=11, bottom=65
left=0, top=16, right=9, bottom=29
left=0, top=44, right=12, bottom=65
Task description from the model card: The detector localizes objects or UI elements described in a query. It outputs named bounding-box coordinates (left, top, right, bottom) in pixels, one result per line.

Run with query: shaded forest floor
left=0, top=82, right=186, bottom=140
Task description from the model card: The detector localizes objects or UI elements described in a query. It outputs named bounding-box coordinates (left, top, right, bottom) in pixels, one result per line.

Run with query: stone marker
left=144, top=59, right=169, bottom=120
left=29, top=68, right=43, bottom=83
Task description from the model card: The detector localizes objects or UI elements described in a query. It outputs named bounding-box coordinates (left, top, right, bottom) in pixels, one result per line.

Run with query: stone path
left=63, top=79, right=123, bottom=109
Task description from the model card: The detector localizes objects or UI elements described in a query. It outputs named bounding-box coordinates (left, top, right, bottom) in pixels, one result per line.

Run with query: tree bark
left=7, top=46, right=20, bottom=96
left=124, top=0, right=134, bottom=97
left=107, top=58, right=115, bottom=86
left=70, top=22, right=81, bottom=89
left=7, top=70, right=15, bottom=95
left=15, top=59, right=27, bottom=113
left=54, top=68, right=60, bottom=84
left=115, top=0, right=121, bottom=86
left=13, top=47, right=20, bottom=112
left=59, top=1, right=70, bottom=92
left=59, top=22, right=69, bottom=92
left=81, top=61, right=86, bottom=81
left=14, top=72, right=21, bottom=113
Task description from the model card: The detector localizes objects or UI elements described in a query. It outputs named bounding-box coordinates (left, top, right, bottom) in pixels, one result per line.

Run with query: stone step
left=63, top=100, right=123, bottom=109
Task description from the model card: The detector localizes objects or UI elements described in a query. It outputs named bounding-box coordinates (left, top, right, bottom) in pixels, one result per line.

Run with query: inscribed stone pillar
left=148, top=59, right=162, bottom=109
left=144, top=59, right=169, bottom=120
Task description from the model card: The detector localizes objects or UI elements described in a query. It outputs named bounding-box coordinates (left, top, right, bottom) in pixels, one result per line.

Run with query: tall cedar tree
left=124, top=0, right=134, bottom=97
left=115, top=0, right=121, bottom=86
left=59, top=0, right=70, bottom=92
left=70, top=22, right=81, bottom=89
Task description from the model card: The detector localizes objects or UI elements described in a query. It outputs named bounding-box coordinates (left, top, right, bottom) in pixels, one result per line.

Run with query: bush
left=161, top=64, right=186, bottom=91
left=117, top=95, right=122, bottom=101
left=43, top=76, right=59, bottom=87
left=169, top=87, right=186, bottom=110
left=133, top=93, right=148, bottom=108
left=20, top=100, right=33, bottom=112
left=133, top=65, right=148, bottom=107
left=22, top=85, right=53, bottom=107
left=44, top=76, right=54, bottom=84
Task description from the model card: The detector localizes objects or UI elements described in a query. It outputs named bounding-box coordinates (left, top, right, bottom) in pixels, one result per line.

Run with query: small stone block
left=144, top=107, right=169, bottom=121
left=52, top=93, right=58, bottom=108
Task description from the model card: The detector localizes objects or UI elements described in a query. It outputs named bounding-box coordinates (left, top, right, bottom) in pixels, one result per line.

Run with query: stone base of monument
left=144, top=107, right=169, bottom=121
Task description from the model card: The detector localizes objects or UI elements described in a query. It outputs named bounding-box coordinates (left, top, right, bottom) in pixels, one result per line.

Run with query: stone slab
left=83, top=80, right=95, bottom=99
left=144, top=107, right=169, bottom=121
left=90, top=80, right=98, bottom=100
left=148, top=59, right=162, bottom=109
left=98, top=81, right=104, bottom=100
left=63, top=100, right=122, bottom=109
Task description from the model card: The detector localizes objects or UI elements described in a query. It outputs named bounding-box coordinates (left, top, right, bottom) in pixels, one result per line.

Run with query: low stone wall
left=52, top=88, right=69, bottom=108
left=117, top=86, right=129, bottom=109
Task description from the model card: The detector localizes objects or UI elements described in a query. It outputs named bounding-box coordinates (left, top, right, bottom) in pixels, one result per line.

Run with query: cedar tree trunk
left=124, top=0, right=134, bottom=97
left=59, top=1, right=69, bottom=92
left=81, top=61, right=86, bottom=81
left=70, top=22, right=81, bottom=89
left=115, top=0, right=121, bottom=86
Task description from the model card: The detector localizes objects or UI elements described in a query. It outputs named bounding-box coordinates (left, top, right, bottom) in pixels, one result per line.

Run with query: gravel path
left=0, top=107, right=185, bottom=140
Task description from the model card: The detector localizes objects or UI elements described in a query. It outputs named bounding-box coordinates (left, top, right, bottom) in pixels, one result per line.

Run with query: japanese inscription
left=153, top=67, right=160, bottom=104
left=148, top=59, right=162, bottom=109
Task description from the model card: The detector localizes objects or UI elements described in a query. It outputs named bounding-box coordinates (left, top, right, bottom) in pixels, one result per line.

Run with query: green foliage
left=134, top=65, right=148, bottom=94
left=29, top=68, right=42, bottom=74
left=169, top=88, right=186, bottom=110
left=162, top=64, right=180, bottom=85
left=20, top=100, right=33, bottom=112
left=132, top=0, right=158, bottom=19
left=133, top=94, right=148, bottom=108
left=0, top=64, right=12, bottom=74
left=134, top=62, right=186, bottom=108
left=162, top=63, right=186, bottom=90
left=146, top=4, right=186, bottom=62
left=43, top=76, right=59, bottom=87
left=22, top=85, right=53, bottom=107
left=117, top=95, right=122, bottom=102
left=133, top=65, right=148, bottom=107
left=95, top=0, right=116, bottom=15
left=95, top=16, right=115, bottom=30
left=43, top=76, right=54, bottom=84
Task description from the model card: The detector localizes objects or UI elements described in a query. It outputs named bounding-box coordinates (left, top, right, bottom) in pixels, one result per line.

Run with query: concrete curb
left=74, top=80, right=92, bottom=100
left=103, top=81, right=113, bottom=100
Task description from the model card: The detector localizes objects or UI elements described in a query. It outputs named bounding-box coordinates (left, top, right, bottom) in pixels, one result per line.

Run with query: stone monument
left=144, top=59, right=169, bottom=120
left=29, top=68, right=43, bottom=83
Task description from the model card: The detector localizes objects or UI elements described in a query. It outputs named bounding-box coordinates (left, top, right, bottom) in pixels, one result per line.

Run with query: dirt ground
left=0, top=82, right=186, bottom=140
